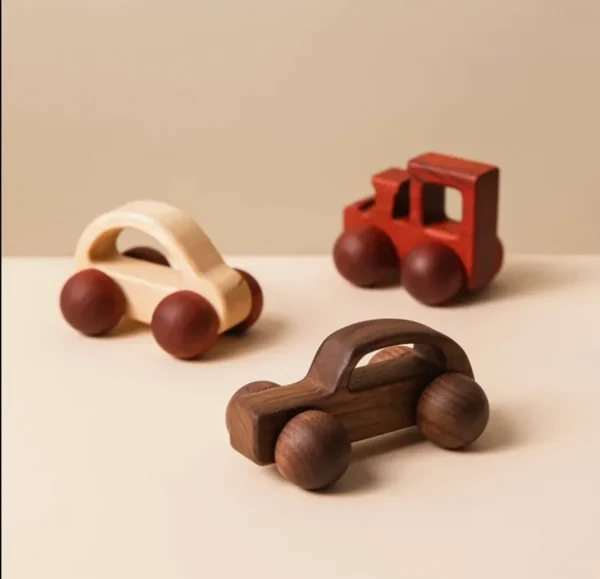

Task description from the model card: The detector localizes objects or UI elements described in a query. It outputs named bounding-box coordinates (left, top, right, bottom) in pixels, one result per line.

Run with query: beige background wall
left=3, top=0, right=600, bottom=256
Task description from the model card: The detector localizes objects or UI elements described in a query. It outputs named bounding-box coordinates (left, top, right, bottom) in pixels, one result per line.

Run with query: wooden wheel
left=401, top=242, right=464, bottom=306
left=151, top=290, right=219, bottom=359
left=274, top=410, right=351, bottom=491
left=122, top=246, right=170, bottom=266
left=60, top=269, right=126, bottom=336
left=226, top=269, right=263, bottom=334
left=333, top=225, right=399, bottom=288
left=416, top=372, right=489, bottom=449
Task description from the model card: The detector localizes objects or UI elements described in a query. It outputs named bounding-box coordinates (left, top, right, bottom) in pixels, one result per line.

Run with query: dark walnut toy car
left=333, top=152, right=504, bottom=306
left=226, top=319, right=489, bottom=491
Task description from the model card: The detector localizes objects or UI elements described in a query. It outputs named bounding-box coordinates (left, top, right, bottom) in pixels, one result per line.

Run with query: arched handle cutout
left=306, top=319, right=473, bottom=393
left=73, top=201, right=225, bottom=278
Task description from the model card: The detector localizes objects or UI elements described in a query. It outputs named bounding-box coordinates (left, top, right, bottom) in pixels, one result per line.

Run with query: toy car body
left=226, top=319, right=489, bottom=491
left=60, top=200, right=263, bottom=359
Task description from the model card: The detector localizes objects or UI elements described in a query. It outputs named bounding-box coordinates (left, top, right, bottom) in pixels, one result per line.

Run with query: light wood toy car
left=226, top=319, right=489, bottom=491
left=60, top=201, right=263, bottom=359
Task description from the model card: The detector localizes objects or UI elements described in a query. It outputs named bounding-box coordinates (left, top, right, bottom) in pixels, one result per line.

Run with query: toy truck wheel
left=401, top=242, right=464, bottom=306
left=333, top=225, right=399, bottom=288
left=226, top=269, right=264, bottom=334
left=274, top=410, right=351, bottom=491
left=122, top=246, right=170, bottom=266
left=151, top=290, right=219, bottom=360
left=416, top=372, right=489, bottom=449
left=60, top=269, right=126, bottom=336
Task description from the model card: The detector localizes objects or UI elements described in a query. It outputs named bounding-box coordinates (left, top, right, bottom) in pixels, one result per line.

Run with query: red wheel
left=151, top=290, right=219, bottom=359
left=122, top=246, right=169, bottom=266
left=274, top=410, right=351, bottom=491
left=333, top=225, right=399, bottom=288
left=226, top=269, right=263, bottom=334
left=401, top=242, right=464, bottom=306
left=226, top=381, right=279, bottom=433
left=60, top=269, right=126, bottom=336
left=417, top=372, right=489, bottom=449
left=492, top=238, right=504, bottom=276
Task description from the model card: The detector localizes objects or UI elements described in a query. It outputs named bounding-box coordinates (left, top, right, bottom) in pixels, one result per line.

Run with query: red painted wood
left=342, top=152, right=502, bottom=291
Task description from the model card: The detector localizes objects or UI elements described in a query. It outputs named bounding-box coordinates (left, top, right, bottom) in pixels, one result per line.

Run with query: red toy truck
left=333, top=152, right=503, bottom=306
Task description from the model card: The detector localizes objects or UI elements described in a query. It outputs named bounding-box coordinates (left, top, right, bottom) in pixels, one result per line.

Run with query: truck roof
left=408, top=152, right=498, bottom=183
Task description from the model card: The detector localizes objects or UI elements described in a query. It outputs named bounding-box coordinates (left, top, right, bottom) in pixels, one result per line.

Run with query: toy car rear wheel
left=333, top=225, right=399, bottom=288
left=416, top=372, right=489, bottom=449
left=60, top=268, right=126, bottom=336
left=151, top=290, right=219, bottom=359
left=226, top=269, right=264, bottom=334
left=274, top=410, right=351, bottom=491
left=401, top=242, right=464, bottom=305
left=122, top=246, right=170, bottom=266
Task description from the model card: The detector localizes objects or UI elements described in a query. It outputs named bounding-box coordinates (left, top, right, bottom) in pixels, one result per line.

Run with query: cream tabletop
left=3, top=256, right=600, bottom=579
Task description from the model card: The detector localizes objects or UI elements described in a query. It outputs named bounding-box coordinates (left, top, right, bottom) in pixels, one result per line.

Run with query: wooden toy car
left=59, top=200, right=263, bottom=359
left=226, top=319, right=489, bottom=491
left=333, top=152, right=503, bottom=306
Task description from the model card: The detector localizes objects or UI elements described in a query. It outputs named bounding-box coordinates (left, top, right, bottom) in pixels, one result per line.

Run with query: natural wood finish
left=368, top=345, right=413, bottom=365
left=416, top=372, right=489, bottom=449
left=72, top=201, right=252, bottom=332
left=274, top=410, right=351, bottom=491
left=60, top=201, right=264, bottom=358
left=333, top=151, right=503, bottom=305
left=122, top=246, right=170, bottom=266
left=225, top=269, right=264, bottom=334
left=226, top=319, right=489, bottom=490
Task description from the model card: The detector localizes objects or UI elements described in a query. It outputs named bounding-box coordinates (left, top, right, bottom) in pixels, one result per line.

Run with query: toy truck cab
left=334, top=152, right=503, bottom=305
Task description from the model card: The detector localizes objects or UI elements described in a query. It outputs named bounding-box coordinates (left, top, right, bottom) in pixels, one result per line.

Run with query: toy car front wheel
left=401, top=242, right=464, bottom=306
left=226, top=269, right=264, bottom=334
left=416, top=372, right=489, bottom=449
left=151, top=290, right=219, bottom=359
left=333, top=225, right=399, bottom=288
left=60, top=268, right=126, bottom=336
left=274, top=410, right=351, bottom=491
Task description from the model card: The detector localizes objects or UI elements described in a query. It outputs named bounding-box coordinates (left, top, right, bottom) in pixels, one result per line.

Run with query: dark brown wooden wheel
left=333, top=225, right=399, bottom=288
left=151, top=290, right=219, bottom=359
left=60, top=268, right=126, bottom=336
left=122, top=246, right=170, bottom=266
left=401, top=242, right=464, bottom=306
left=225, top=381, right=279, bottom=433
left=274, top=410, right=351, bottom=491
left=416, top=372, right=489, bottom=449
left=226, top=269, right=264, bottom=334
